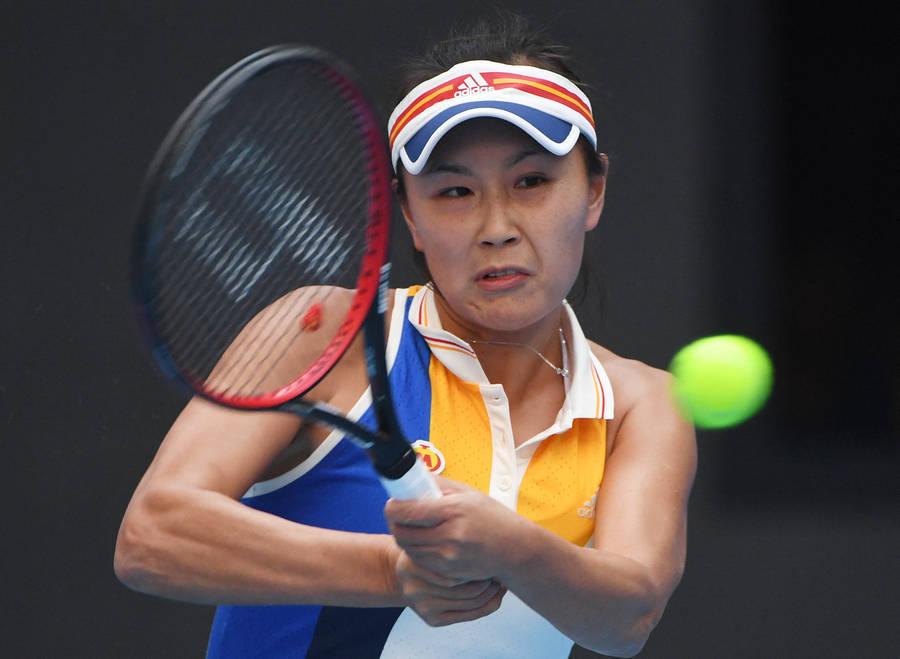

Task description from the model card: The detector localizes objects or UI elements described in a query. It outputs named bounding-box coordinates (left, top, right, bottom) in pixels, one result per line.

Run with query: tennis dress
left=206, top=286, right=614, bottom=658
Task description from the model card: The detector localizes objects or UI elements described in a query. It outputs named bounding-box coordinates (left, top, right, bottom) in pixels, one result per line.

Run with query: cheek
left=548, top=232, right=586, bottom=283
left=415, top=223, right=460, bottom=259
left=406, top=199, right=472, bottom=255
left=540, top=199, right=590, bottom=251
left=535, top=201, right=590, bottom=287
left=406, top=214, right=463, bottom=278
left=403, top=200, right=431, bottom=253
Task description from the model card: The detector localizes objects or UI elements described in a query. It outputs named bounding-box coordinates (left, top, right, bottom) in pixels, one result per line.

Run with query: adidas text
left=455, top=84, right=495, bottom=97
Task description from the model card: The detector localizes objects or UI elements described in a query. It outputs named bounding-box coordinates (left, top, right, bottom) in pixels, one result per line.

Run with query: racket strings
left=219, top=77, right=369, bottom=393
left=152, top=96, right=288, bottom=355
left=146, top=60, right=378, bottom=397
left=158, top=158, right=338, bottom=390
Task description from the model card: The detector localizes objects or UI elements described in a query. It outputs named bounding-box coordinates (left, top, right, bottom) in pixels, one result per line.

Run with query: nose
left=478, top=194, right=521, bottom=247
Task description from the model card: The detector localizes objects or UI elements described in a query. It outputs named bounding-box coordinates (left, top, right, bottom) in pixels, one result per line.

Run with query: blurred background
left=2, top=1, right=897, bottom=656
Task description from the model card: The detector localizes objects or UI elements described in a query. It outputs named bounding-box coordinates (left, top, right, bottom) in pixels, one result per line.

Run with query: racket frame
left=130, top=45, right=426, bottom=482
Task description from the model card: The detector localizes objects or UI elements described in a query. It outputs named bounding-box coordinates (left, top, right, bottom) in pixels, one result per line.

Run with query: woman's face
left=398, top=118, right=607, bottom=340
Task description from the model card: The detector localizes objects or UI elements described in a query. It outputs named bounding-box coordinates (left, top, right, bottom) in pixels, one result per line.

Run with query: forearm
left=388, top=501, right=669, bottom=655
left=115, top=483, right=402, bottom=607
left=496, top=522, right=667, bottom=657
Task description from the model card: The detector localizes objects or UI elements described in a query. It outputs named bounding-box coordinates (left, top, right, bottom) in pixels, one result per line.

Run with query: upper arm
left=134, top=397, right=303, bottom=501
left=591, top=364, right=697, bottom=598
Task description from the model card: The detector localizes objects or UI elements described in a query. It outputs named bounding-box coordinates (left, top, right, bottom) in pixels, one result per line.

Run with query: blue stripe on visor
left=403, top=101, right=573, bottom=162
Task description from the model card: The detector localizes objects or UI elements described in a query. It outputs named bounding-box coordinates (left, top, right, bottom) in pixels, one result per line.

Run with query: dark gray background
left=3, top=1, right=897, bottom=657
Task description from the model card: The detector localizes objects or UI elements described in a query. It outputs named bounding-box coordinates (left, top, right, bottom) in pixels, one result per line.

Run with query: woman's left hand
left=393, top=549, right=506, bottom=626
left=384, top=477, right=522, bottom=583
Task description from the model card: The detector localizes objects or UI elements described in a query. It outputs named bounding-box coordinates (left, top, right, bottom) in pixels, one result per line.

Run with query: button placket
left=482, top=384, right=518, bottom=509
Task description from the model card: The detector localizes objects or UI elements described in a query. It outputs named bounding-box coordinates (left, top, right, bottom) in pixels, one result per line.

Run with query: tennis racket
left=131, top=45, right=440, bottom=500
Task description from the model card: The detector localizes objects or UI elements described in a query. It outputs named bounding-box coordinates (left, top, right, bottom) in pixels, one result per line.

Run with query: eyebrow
left=421, top=162, right=470, bottom=176
left=420, top=148, right=547, bottom=176
left=505, top=149, right=545, bottom=167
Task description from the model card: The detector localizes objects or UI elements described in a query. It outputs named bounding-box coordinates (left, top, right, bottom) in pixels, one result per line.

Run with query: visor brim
left=397, top=101, right=583, bottom=175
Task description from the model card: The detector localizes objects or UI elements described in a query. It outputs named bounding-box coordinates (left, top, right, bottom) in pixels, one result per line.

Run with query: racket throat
left=368, top=441, right=417, bottom=480
left=361, top=297, right=414, bottom=480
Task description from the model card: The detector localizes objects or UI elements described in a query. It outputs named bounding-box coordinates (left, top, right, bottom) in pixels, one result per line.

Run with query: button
left=498, top=476, right=512, bottom=491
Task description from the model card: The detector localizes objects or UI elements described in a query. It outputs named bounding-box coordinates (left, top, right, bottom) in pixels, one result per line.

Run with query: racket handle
left=380, top=458, right=442, bottom=500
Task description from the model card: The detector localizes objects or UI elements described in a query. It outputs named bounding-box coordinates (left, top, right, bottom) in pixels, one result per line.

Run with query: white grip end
left=380, top=458, right=442, bottom=500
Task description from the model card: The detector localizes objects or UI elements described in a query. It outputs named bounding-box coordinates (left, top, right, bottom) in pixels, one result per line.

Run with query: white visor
left=388, top=60, right=597, bottom=175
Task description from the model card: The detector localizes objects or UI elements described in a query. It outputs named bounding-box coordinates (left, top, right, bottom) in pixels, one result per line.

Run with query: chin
left=470, top=304, right=553, bottom=335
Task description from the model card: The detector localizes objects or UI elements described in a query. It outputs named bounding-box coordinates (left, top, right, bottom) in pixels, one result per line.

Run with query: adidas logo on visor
left=455, top=72, right=494, bottom=97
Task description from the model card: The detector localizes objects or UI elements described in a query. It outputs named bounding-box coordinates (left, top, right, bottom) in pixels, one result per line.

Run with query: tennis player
left=116, top=14, right=695, bottom=658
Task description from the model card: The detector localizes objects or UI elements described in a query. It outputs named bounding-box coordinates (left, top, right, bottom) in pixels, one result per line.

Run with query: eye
left=440, top=186, right=472, bottom=198
left=515, top=175, right=547, bottom=189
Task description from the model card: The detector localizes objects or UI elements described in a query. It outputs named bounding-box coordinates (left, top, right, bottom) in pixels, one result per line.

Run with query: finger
left=384, top=476, right=473, bottom=526
left=407, top=580, right=504, bottom=613
left=431, top=578, right=500, bottom=602
left=392, top=543, right=453, bottom=576
left=397, top=559, right=467, bottom=589
left=387, top=520, right=446, bottom=546
left=433, top=475, right=469, bottom=495
left=384, top=498, right=446, bottom=528
left=414, top=582, right=501, bottom=616
left=418, top=586, right=506, bottom=627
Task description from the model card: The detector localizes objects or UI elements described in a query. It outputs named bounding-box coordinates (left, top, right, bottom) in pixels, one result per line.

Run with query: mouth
left=475, top=267, right=530, bottom=290
left=480, top=268, right=521, bottom=279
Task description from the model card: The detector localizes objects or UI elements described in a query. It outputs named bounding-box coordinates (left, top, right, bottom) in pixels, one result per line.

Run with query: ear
left=584, top=153, right=609, bottom=232
left=392, top=177, right=424, bottom=251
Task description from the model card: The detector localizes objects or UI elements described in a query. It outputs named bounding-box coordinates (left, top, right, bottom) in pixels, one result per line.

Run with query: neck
left=430, top=285, right=566, bottom=346
left=471, top=326, right=568, bottom=372
left=427, top=286, right=570, bottom=384
left=477, top=335, right=565, bottom=385
left=426, top=287, right=570, bottom=422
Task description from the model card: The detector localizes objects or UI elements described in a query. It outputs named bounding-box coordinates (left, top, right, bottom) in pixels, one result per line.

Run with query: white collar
left=407, top=286, right=613, bottom=421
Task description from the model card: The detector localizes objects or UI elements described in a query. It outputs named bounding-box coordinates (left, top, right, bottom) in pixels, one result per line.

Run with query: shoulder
left=588, top=341, right=672, bottom=407
left=587, top=341, right=693, bottom=457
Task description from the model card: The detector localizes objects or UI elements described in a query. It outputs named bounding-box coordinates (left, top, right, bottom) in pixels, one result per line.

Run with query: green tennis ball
left=669, top=335, right=773, bottom=429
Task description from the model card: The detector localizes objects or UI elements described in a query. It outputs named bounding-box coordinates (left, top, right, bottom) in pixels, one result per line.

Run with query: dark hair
left=394, top=12, right=585, bottom=102
left=393, top=12, right=605, bottom=178
left=393, top=11, right=604, bottom=307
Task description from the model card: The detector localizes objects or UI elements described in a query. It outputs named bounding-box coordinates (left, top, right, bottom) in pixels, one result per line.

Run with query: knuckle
left=485, top=593, right=503, bottom=613
left=476, top=589, right=497, bottom=608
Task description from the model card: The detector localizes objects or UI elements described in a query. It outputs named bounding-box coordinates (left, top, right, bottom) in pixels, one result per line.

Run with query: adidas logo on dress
left=577, top=493, right=597, bottom=519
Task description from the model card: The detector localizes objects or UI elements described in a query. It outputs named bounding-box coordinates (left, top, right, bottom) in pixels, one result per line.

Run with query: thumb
left=384, top=493, right=444, bottom=527
left=433, top=475, right=471, bottom=495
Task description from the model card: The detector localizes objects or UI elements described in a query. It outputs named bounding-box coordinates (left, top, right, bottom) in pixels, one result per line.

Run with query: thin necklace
left=470, top=327, right=570, bottom=378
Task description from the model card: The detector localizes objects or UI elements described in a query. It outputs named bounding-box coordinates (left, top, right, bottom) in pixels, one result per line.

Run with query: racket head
left=131, top=45, right=392, bottom=409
